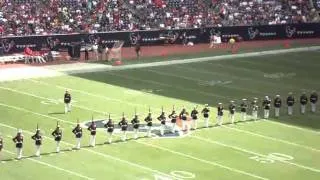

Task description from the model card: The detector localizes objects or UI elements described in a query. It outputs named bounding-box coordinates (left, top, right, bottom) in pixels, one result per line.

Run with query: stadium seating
left=0, top=0, right=318, bottom=36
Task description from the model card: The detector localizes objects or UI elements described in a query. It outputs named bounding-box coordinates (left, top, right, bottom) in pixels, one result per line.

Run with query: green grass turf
left=0, top=50, right=320, bottom=180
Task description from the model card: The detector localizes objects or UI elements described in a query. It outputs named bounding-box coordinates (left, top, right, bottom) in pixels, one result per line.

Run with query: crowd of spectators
left=0, top=0, right=319, bottom=36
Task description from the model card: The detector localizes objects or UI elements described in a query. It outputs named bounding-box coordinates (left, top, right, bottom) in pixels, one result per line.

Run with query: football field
left=0, top=47, right=320, bottom=180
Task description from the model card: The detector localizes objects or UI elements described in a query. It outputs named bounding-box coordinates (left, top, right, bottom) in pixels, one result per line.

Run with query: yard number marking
left=250, top=153, right=294, bottom=164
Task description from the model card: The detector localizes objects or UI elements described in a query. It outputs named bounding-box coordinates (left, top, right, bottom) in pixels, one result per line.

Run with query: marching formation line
left=0, top=103, right=267, bottom=180
left=0, top=122, right=179, bottom=180
left=1, top=84, right=319, bottom=154
left=3, top=150, right=94, bottom=180
left=223, top=125, right=320, bottom=153
left=190, top=135, right=320, bottom=173
left=1, top=86, right=319, bottom=176
left=28, top=72, right=320, bottom=136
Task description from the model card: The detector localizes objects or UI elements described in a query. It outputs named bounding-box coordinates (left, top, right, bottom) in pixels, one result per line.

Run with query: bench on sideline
left=0, top=51, right=61, bottom=64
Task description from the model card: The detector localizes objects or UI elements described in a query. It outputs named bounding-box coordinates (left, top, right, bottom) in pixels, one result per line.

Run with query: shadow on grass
left=69, top=46, right=320, bottom=131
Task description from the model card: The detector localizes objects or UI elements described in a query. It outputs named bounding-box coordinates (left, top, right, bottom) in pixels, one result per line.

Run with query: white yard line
left=3, top=150, right=94, bottom=180
left=0, top=102, right=73, bottom=125
left=263, top=120, right=320, bottom=135
left=27, top=79, right=151, bottom=110
left=136, top=140, right=269, bottom=180
left=190, top=135, right=320, bottom=173
left=0, top=86, right=107, bottom=117
left=0, top=102, right=267, bottom=180
left=0, top=122, right=178, bottom=180
left=223, top=125, right=320, bottom=153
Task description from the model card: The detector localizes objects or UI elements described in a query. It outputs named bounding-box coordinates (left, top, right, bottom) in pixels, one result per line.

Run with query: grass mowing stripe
left=190, top=135, right=320, bottom=173
left=0, top=122, right=179, bottom=180
left=104, top=71, right=229, bottom=100
left=3, top=150, right=94, bottom=180
left=0, top=95, right=268, bottom=180
left=173, top=64, right=298, bottom=93
left=0, top=86, right=107, bottom=118
left=136, top=140, right=269, bottom=180
left=0, top=102, right=73, bottom=125
left=264, top=120, right=320, bottom=135
left=144, top=68, right=264, bottom=96
left=223, top=125, right=320, bottom=153
left=27, top=79, right=151, bottom=110
left=27, top=78, right=198, bottom=113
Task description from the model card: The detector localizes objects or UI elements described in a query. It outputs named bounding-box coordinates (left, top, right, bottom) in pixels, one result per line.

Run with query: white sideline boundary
left=0, top=46, right=320, bottom=82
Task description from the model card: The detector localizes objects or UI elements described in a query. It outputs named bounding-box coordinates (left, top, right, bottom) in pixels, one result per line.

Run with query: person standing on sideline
left=168, top=108, right=177, bottom=133
left=12, top=129, right=23, bottom=159
left=52, top=122, right=62, bottom=153
left=310, top=91, right=318, bottom=113
left=118, top=115, right=128, bottom=141
left=64, top=90, right=71, bottom=113
left=31, top=127, right=42, bottom=157
left=240, top=99, right=248, bottom=121
left=87, top=119, right=97, bottom=147
left=300, top=92, right=308, bottom=114
left=216, top=103, right=224, bottom=126
left=84, top=47, right=89, bottom=61
left=104, top=116, right=114, bottom=144
left=229, top=101, right=236, bottom=124
left=190, top=106, right=199, bottom=130
left=131, top=114, right=140, bottom=139
left=287, top=92, right=295, bottom=115
left=201, top=104, right=210, bottom=128
left=251, top=98, right=259, bottom=120
left=92, top=43, right=98, bottom=60
left=144, top=112, right=153, bottom=137
left=274, top=95, right=282, bottom=118
left=0, top=134, right=3, bottom=158
left=262, top=96, right=271, bottom=119
left=72, top=122, right=82, bottom=150
left=179, top=107, right=189, bottom=132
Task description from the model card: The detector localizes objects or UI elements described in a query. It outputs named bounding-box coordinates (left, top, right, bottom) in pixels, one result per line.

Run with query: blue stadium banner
left=0, top=23, right=319, bottom=54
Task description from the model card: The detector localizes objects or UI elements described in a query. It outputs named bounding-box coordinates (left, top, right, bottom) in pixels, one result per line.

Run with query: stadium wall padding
left=0, top=23, right=319, bottom=54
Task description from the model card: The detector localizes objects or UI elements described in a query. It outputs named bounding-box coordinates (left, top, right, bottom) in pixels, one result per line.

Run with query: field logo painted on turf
left=83, top=119, right=191, bottom=138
